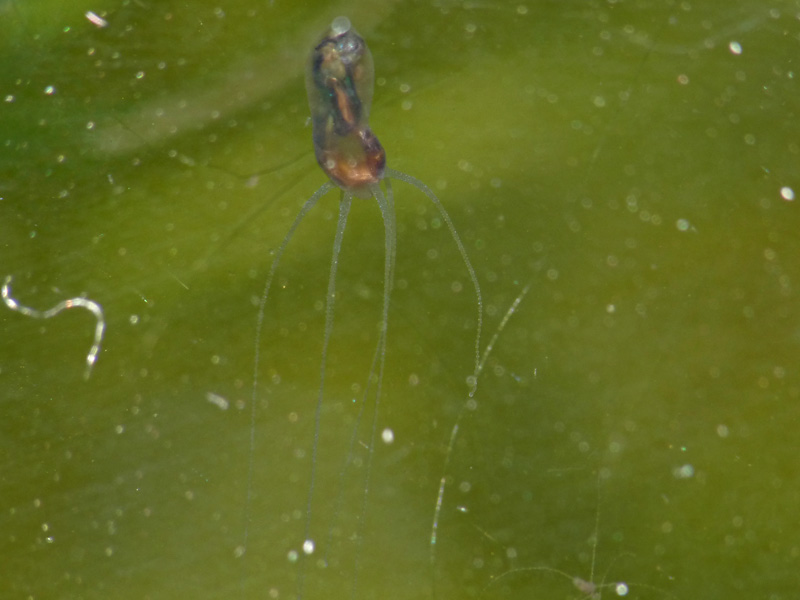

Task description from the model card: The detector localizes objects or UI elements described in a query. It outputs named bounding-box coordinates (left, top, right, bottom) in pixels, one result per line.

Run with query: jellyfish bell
left=306, top=16, right=385, bottom=198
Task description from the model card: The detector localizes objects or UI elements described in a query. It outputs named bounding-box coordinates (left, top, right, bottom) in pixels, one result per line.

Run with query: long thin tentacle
left=384, top=167, right=482, bottom=387
left=242, top=180, right=334, bottom=588
left=297, top=190, right=353, bottom=600
left=346, top=179, right=396, bottom=598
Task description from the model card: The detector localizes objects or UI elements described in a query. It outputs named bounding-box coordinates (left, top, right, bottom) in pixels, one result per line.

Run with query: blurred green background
left=2, top=1, right=799, bottom=599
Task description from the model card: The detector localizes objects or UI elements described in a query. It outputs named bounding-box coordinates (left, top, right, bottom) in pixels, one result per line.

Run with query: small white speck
left=44, top=86, right=56, bottom=95
left=302, top=539, right=315, bottom=555
left=780, top=186, right=794, bottom=201
left=728, top=41, right=742, bottom=55
left=381, top=428, right=394, bottom=444
left=206, top=392, right=229, bottom=410
left=85, top=11, right=108, bottom=28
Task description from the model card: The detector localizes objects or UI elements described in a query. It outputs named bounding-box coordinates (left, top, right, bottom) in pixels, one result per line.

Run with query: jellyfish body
left=247, top=16, right=482, bottom=599
left=306, top=16, right=386, bottom=198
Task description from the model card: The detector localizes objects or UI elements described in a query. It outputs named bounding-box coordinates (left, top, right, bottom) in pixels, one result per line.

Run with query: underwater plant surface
left=1, top=1, right=799, bottom=599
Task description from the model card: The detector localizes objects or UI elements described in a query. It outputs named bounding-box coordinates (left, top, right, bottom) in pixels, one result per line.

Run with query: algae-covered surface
left=2, top=1, right=799, bottom=599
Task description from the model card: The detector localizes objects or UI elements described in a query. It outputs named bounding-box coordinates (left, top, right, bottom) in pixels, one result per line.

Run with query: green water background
left=2, top=1, right=799, bottom=598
